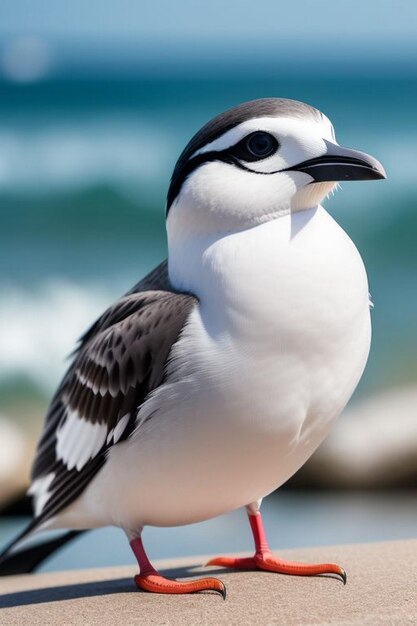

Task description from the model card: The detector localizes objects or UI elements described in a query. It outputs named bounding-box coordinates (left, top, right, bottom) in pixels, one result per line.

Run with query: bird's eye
left=246, top=132, right=277, bottom=157
left=230, top=131, right=279, bottom=161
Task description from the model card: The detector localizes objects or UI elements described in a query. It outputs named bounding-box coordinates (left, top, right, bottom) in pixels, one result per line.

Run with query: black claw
left=340, top=569, right=347, bottom=585
left=220, top=582, right=227, bottom=600
left=210, top=577, right=227, bottom=600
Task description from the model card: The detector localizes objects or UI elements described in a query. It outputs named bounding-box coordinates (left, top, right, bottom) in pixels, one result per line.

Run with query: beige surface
left=0, top=540, right=416, bottom=625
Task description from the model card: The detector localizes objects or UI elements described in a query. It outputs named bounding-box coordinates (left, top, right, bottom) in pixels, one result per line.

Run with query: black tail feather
left=0, top=528, right=85, bottom=576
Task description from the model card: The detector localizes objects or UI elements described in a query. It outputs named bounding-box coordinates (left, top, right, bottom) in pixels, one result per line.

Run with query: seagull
left=0, top=98, right=385, bottom=598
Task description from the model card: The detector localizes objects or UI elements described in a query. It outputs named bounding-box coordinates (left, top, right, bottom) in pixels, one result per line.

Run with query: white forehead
left=191, top=113, right=336, bottom=158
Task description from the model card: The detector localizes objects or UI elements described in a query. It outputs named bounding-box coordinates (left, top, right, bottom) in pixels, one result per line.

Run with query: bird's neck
left=167, top=205, right=321, bottom=306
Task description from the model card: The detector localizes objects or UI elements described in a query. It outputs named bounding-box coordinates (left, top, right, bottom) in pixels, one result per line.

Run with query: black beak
left=287, top=140, right=386, bottom=182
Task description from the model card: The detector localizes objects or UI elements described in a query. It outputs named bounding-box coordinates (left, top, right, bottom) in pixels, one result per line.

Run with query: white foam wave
left=0, top=280, right=117, bottom=392
left=0, top=117, right=176, bottom=194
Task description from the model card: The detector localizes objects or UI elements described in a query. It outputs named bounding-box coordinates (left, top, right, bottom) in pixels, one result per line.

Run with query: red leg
left=206, top=510, right=346, bottom=584
left=130, top=536, right=226, bottom=598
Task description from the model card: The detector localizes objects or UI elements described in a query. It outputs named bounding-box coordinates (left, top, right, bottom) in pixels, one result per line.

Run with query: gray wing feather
left=29, top=260, right=197, bottom=526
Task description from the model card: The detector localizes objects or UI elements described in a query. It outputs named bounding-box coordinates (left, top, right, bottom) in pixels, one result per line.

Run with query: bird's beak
left=288, top=140, right=386, bottom=182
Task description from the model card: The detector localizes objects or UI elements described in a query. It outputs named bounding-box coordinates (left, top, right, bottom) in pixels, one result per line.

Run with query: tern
left=0, top=98, right=385, bottom=597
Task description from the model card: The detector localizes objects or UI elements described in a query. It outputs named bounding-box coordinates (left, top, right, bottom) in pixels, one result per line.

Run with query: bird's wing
left=28, top=260, right=197, bottom=528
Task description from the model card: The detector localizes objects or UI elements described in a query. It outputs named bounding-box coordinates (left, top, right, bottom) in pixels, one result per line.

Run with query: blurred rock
left=301, top=386, right=417, bottom=488
left=0, top=416, right=30, bottom=506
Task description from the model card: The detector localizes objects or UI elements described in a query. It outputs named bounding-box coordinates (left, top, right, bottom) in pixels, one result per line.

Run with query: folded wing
left=29, top=261, right=197, bottom=529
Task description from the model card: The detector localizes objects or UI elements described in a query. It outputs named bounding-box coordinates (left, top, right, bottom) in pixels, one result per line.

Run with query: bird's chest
left=107, top=209, right=372, bottom=525
left=182, top=208, right=371, bottom=442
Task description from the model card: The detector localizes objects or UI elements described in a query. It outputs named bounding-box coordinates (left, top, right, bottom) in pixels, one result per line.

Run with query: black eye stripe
left=167, top=134, right=280, bottom=212
left=166, top=148, right=283, bottom=212
left=167, top=151, right=234, bottom=210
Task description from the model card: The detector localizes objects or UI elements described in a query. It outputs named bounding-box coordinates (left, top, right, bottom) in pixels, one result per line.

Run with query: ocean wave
left=0, top=280, right=117, bottom=393
left=0, top=117, right=177, bottom=195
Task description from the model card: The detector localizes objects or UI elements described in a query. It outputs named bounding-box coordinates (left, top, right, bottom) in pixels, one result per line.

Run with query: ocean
left=0, top=73, right=416, bottom=411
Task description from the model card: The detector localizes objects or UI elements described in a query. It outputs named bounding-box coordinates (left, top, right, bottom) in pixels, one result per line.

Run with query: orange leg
left=130, top=537, right=226, bottom=598
left=206, top=510, right=346, bottom=584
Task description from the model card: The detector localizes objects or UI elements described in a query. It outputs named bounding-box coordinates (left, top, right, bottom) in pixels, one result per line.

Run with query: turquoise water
left=0, top=74, right=416, bottom=405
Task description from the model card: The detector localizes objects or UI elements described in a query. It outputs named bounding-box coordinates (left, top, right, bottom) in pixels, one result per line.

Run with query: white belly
left=69, top=207, right=371, bottom=532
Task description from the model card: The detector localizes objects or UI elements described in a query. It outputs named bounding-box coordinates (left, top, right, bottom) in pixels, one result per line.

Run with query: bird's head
left=166, top=98, right=385, bottom=237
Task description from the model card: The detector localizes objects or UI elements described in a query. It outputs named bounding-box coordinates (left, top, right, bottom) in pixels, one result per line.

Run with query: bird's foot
left=130, top=536, right=226, bottom=598
left=134, top=571, right=226, bottom=598
left=206, top=552, right=346, bottom=584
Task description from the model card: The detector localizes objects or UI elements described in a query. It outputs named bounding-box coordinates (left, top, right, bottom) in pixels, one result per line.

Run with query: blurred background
left=0, top=0, right=416, bottom=572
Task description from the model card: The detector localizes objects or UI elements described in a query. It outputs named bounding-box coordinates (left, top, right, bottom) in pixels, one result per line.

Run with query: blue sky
left=0, top=0, right=416, bottom=77
left=1, top=0, right=416, bottom=44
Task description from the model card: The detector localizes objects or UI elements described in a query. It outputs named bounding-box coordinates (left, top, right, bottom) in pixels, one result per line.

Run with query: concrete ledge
left=0, top=540, right=416, bottom=625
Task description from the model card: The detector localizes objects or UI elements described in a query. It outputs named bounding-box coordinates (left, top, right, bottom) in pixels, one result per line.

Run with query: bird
left=0, top=98, right=385, bottom=598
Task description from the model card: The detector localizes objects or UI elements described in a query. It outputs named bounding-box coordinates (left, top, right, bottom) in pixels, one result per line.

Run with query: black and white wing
left=28, top=261, right=197, bottom=529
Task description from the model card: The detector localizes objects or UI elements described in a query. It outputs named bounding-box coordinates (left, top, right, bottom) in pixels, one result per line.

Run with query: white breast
left=67, top=206, right=371, bottom=532
left=167, top=205, right=371, bottom=435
